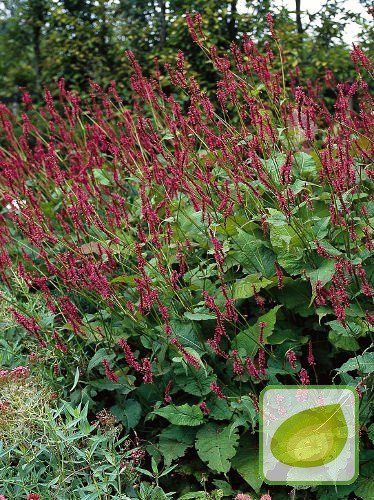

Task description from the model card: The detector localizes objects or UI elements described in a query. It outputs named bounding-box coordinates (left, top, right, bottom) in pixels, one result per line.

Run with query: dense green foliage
left=0, top=5, right=373, bottom=500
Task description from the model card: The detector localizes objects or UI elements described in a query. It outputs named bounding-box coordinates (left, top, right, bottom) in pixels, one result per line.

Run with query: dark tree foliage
left=0, top=0, right=372, bottom=101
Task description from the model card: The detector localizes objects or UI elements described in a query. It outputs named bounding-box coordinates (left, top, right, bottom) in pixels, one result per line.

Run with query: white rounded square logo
left=260, top=386, right=359, bottom=485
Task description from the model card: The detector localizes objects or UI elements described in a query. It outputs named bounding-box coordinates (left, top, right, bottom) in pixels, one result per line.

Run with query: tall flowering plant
left=0, top=13, right=372, bottom=497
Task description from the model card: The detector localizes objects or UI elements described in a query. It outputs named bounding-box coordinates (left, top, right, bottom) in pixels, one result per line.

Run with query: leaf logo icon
left=270, top=404, right=348, bottom=467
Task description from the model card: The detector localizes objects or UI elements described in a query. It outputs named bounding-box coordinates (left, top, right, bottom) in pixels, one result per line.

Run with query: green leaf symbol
left=271, top=404, right=348, bottom=467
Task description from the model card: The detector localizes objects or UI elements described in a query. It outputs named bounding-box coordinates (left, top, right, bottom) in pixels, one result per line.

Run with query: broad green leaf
left=87, top=348, right=113, bottom=372
left=311, top=240, right=342, bottom=257
left=89, top=377, right=133, bottom=392
left=170, top=320, right=204, bottom=354
left=337, top=352, right=374, bottom=374
left=206, top=397, right=234, bottom=420
left=179, top=493, right=206, bottom=500
left=269, top=215, right=303, bottom=255
left=316, top=306, right=334, bottom=322
left=272, top=278, right=313, bottom=317
left=212, top=480, right=235, bottom=497
left=306, top=259, right=336, bottom=286
left=93, top=168, right=111, bottom=185
left=184, top=310, right=216, bottom=321
left=262, top=152, right=285, bottom=180
left=368, top=424, right=374, bottom=444
left=232, top=274, right=273, bottom=299
left=153, top=404, right=203, bottom=426
left=294, top=152, right=317, bottom=179
left=267, top=327, right=307, bottom=345
left=215, top=216, right=257, bottom=237
left=149, top=486, right=168, bottom=500
left=176, top=369, right=215, bottom=396
left=110, top=275, right=136, bottom=285
left=231, top=434, right=262, bottom=492
left=354, top=478, right=374, bottom=500
left=158, top=425, right=196, bottom=466
left=312, top=217, right=330, bottom=239
left=328, top=330, right=359, bottom=351
left=235, top=305, right=282, bottom=356
left=271, top=404, right=348, bottom=467
left=268, top=211, right=305, bottom=273
left=230, top=396, right=258, bottom=430
left=111, top=399, right=142, bottom=430
left=277, top=254, right=305, bottom=275
left=173, top=346, right=204, bottom=369
left=328, top=320, right=362, bottom=351
left=195, top=423, right=239, bottom=473
left=233, top=229, right=276, bottom=277
left=229, top=417, right=249, bottom=436
left=173, top=206, right=207, bottom=245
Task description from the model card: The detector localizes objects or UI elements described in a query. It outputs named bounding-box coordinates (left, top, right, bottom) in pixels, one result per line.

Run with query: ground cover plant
left=0, top=12, right=373, bottom=499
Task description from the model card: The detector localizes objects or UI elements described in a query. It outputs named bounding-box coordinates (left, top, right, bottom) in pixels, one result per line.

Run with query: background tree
left=0, top=0, right=372, bottom=102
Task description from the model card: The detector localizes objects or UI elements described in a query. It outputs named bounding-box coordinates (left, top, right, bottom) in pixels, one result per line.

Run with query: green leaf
left=87, top=348, right=112, bottom=372
left=355, top=478, right=374, bottom=500
left=233, top=229, right=276, bottom=277
left=316, top=305, right=334, bottom=322
left=328, top=330, right=359, bottom=351
left=150, top=486, right=168, bottom=500
left=306, top=259, right=336, bottom=286
left=158, top=425, right=196, bottom=466
left=268, top=211, right=305, bottom=273
left=184, top=310, right=216, bottom=321
left=195, top=423, right=239, bottom=473
left=235, top=305, right=282, bottom=356
left=271, top=404, right=348, bottom=467
left=173, top=347, right=204, bottom=369
left=368, top=423, right=374, bottom=444
left=111, top=399, right=142, bottom=430
left=93, top=168, right=111, bottom=185
left=70, top=367, right=80, bottom=392
left=312, top=217, right=330, bottom=239
left=162, top=133, right=174, bottom=140
left=232, top=274, right=273, bottom=299
left=279, top=255, right=306, bottom=275
left=179, top=493, right=206, bottom=500
left=176, top=369, right=215, bottom=397
left=153, top=404, right=204, bottom=426
left=328, top=320, right=361, bottom=351
left=230, top=396, right=258, bottom=430
left=269, top=214, right=303, bottom=255
left=173, top=206, right=207, bottom=245
left=262, top=152, right=285, bottom=180
left=206, top=397, right=233, bottom=421
left=353, top=456, right=374, bottom=499
left=110, top=275, right=136, bottom=285
left=272, top=278, right=313, bottom=317
left=123, top=399, right=142, bottom=429
left=89, top=377, right=132, bottom=392
left=170, top=320, right=203, bottom=354
left=267, top=327, right=307, bottom=345
left=337, top=352, right=374, bottom=374
left=294, top=152, right=317, bottom=179
left=231, top=434, right=262, bottom=493
left=311, top=240, right=342, bottom=257
left=212, top=480, right=235, bottom=497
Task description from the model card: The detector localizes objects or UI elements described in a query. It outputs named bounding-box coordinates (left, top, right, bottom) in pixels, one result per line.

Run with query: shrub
left=0, top=13, right=372, bottom=498
left=0, top=400, right=155, bottom=498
